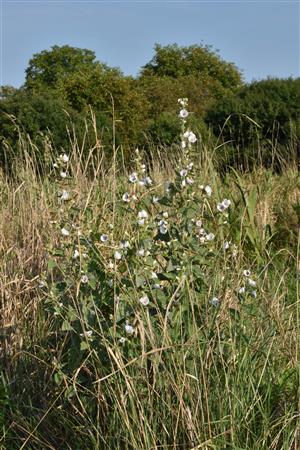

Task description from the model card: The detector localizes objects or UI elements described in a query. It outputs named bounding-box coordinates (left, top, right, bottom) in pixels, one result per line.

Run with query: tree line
left=1, top=44, right=299, bottom=170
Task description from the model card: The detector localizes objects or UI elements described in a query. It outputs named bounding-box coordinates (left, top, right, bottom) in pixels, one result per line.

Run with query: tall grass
left=0, top=111, right=299, bottom=449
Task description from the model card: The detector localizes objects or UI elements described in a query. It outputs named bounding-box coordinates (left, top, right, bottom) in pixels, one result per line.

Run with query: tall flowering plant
left=43, top=99, right=259, bottom=381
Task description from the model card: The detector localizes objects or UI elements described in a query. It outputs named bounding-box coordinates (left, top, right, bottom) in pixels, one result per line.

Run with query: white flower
left=222, top=199, right=231, bottom=208
left=251, top=290, right=257, bottom=298
left=81, top=275, right=89, bottom=284
left=38, top=280, right=46, bottom=288
left=60, top=190, right=70, bottom=201
left=122, top=192, right=131, bottom=202
left=59, top=153, right=69, bottom=163
left=158, top=220, right=168, bottom=235
left=138, top=210, right=148, bottom=219
left=108, top=279, right=113, bottom=287
left=210, top=297, right=219, bottom=307
left=137, top=248, right=145, bottom=257
left=223, top=241, right=230, bottom=250
left=186, top=177, right=194, bottom=185
left=139, top=295, right=150, bottom=306
left=178, top=98, right=188, bottom=107
left=125, top=323, right=134, bottom=335
left=179, top=169, right=188, bottom=177
left=232, top=245, right=238, bottom=257
left=151, top=271, right=158, bottom=279
left=138, top=210, right=148, bottom=225
left=181, top=140, right=187, bottom=149
left=100, top=234, right=109, bottom=243
left=152, top=195, right=159, bottom=204
left=80, top=330, right=93, bottom=338
left=73, top=249, right=80, bottom=259
left=162, top=211, right=169, bottom=218
left=179, top=109, right=189, bottom=119
left=195, top=220, right=203, bottom=228
left=165, top=181, right=172, bottom=193
left=120, top=240, right=130, bottom=249
left=204, top=185, right=212, bottom=196
left=198, top=228, right=206, bottom=236
left=188, top=132, right=197, bottom=143
left=248, top=278, right=256, bottom=287
left=243, top=269, right=251, bottom=277
left=53, top=162, right=59, bottom=169
left=206, top=232, right=215, bottom=241
left=239, top=286, right=246, bottom=294
left=119, top=337, right=126, bottom=344
left=114, top=250, right=122, bottom=260
left=60, top=171, right=67, bottom=179
left=61, top=227, right=70, bottom=237
left=183, top=130, right=198, bottom=144
left=217, top=203, right=226, bottom=212
left=217, top=199, right=231, bottom=212
left=187, top=162, right=194, bottom=170
left=129, top=172, right=138, bottom=183
left=140, top=176, right=153, bottom=187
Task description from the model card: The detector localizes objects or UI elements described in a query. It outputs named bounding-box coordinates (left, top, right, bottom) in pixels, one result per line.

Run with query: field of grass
left=0, top=104, right=299, bottom=449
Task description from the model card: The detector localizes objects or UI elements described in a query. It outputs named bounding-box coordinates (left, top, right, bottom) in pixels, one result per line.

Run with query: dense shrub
left=205, top=77, right=300, bottom=167
left=0, top=86, right=90, bottom=174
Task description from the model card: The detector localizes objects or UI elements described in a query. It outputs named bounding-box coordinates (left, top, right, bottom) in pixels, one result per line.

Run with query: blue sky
left=1, top=0, right=299, bottom=87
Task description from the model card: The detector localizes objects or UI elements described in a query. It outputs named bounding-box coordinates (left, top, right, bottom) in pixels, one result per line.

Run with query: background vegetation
left=0, top=44, right=299, bottom=449
left=2, top=43, right=299, bottom=172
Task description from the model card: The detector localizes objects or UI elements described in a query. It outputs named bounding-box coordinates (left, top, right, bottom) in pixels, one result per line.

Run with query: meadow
left=0, top=100, right=299, bottom=449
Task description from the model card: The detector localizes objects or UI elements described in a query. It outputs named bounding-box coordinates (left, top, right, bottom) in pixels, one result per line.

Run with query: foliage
left=60, top=67, right=149, bottom=149
left=0, top=98, right=299, bottom=448
left=0, top=86, right=82, bottom=172
left=141, top=43, right=243, bottom=89
left=1, top=46, right=150, bottom=163
left=25, top=44, right=100, bottom=90
left=205, top=77, right=300, bottom=167
left=1, top=44, right=299, bottom=176
left=138, top=44, right=243, bottom=145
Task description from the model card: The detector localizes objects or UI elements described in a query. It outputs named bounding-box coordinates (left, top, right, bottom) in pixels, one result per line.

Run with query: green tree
left=23, top=45, right=149, bottom=152
left=140, top=43, right=243, bottom=89
left=206, top=77, right=300, bottom=144
left=138, top=43, right=243, bottom=145
left=205, top=77, right=300, bottom=169
left=25, top=45, right=100, bottom=89
left=0, top=86, right=84, bottom=170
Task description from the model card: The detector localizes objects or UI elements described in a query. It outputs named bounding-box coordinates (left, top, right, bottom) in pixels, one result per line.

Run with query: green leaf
left=80, top=341, right=89, bottom=351
left=135, top=274, right=146, bottom=287
left=166, top=259, right=175, bottom=272
left=61, top=320, right=73, bottom=331
left=47, top=258, right=57, bottom=270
